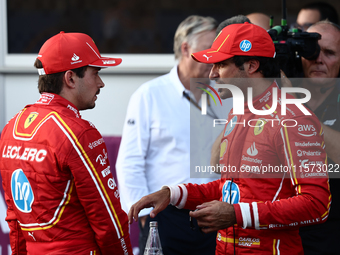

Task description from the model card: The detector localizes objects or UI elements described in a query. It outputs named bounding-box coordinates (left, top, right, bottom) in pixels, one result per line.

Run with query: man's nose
left=209, top=64, right=219, bottom=80
left=315, top=51, right=324, bottom=64
left=98, top=76, right=105, bottom=88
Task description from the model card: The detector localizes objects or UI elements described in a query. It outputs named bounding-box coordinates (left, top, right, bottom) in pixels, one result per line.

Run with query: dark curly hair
left=231, top=56, right=280, bottom=78
left=34, top=59, right=88, bottom=94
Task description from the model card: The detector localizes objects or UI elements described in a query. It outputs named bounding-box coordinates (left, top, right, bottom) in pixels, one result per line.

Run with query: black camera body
left=268, top=25, right=321, bottom=78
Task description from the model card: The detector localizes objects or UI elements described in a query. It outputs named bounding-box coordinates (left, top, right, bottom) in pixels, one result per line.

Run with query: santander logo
left=247, top=142, right=258, bottom=156
left=71, top=53, right=80, bottom=61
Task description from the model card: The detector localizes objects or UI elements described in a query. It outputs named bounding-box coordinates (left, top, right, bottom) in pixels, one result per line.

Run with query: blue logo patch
left=11, top=169, right=34, bottom=213
left=222, top=180, right=240, bottom=204
left=240, top=40, right=252, bottom=52
left=224, top=116, right=237, bottom=136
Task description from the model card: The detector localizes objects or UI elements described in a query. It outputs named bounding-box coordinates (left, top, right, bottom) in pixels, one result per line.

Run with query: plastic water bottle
left=143, top=221, right=163, bottom=255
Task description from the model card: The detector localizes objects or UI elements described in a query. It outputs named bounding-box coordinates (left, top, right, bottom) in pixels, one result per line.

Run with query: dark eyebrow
left=323, top=48, right=336, bottom=55
left=215, top=58, right=233, bottom=66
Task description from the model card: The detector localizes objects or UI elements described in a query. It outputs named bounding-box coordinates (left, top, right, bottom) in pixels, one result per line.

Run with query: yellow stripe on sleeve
left=54, top=113, right=124, bottom=237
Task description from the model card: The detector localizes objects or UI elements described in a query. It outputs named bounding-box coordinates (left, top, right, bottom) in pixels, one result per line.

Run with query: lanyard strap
left=183, top=91, right=219, bottom=119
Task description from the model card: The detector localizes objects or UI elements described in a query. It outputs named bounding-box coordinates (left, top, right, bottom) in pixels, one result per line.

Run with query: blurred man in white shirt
left=116, top=15, right=230, bottom=255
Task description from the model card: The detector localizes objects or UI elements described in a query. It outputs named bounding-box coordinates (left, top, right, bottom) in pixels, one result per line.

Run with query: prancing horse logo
left=24, top=112, right=39, bottom=129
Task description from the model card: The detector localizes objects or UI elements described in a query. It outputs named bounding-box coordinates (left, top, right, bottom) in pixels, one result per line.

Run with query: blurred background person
left=295, top=2, right=338, bottom=31
left=246, top=12, right=271, bottom=30
left=116, top=15, right=221, bottom=255
left=297, top=20, right=340, bottom=255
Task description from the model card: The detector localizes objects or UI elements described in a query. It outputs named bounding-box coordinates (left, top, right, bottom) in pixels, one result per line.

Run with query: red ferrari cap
left=191, top=22, right=275, bottom=64
left=37, top=32, right=122, bottom=75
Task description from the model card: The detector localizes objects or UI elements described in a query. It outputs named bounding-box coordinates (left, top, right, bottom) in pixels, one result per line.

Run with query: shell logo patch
left=220, top=139, right=228, bottom=160
left=24, top=112, right=39, bottom=129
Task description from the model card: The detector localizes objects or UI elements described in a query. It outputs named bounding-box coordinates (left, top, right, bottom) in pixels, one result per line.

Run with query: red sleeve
left=236, top=115, right=331, bottom=230
left=233, top=203, right=244, bottom=227
left=68, top=128, right=132, bottom=254
left=5, top=191, right=27, bottom=254
left=182, top=179, right=221, bottom=210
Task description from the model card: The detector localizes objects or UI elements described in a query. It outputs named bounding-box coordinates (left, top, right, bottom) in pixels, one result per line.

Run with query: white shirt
left=116, top=65, right=232, bottom=216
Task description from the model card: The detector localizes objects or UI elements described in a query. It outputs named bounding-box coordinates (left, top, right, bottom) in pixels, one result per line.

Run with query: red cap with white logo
left=37, top=31, right=122, bottom=75
left=191, top=22, right=275, bottom=64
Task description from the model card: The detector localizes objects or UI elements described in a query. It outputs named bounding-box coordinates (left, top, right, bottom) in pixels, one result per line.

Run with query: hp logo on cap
left=240, top=40, right=252, bottom=52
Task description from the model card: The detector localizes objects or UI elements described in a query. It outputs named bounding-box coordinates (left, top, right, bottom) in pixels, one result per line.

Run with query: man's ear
left=64, top=70, right=76, bottom=89
left=181, top=42, right=190, bottom=58
left=245, top=59, right=260, bottom=74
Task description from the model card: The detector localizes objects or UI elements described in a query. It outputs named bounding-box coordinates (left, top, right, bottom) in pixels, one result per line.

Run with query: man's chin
left=81, top=103, right=96, bottom=111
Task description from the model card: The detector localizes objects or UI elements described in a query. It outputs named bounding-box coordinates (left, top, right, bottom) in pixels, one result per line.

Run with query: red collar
left=36, top=93, right=81, bottom=118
